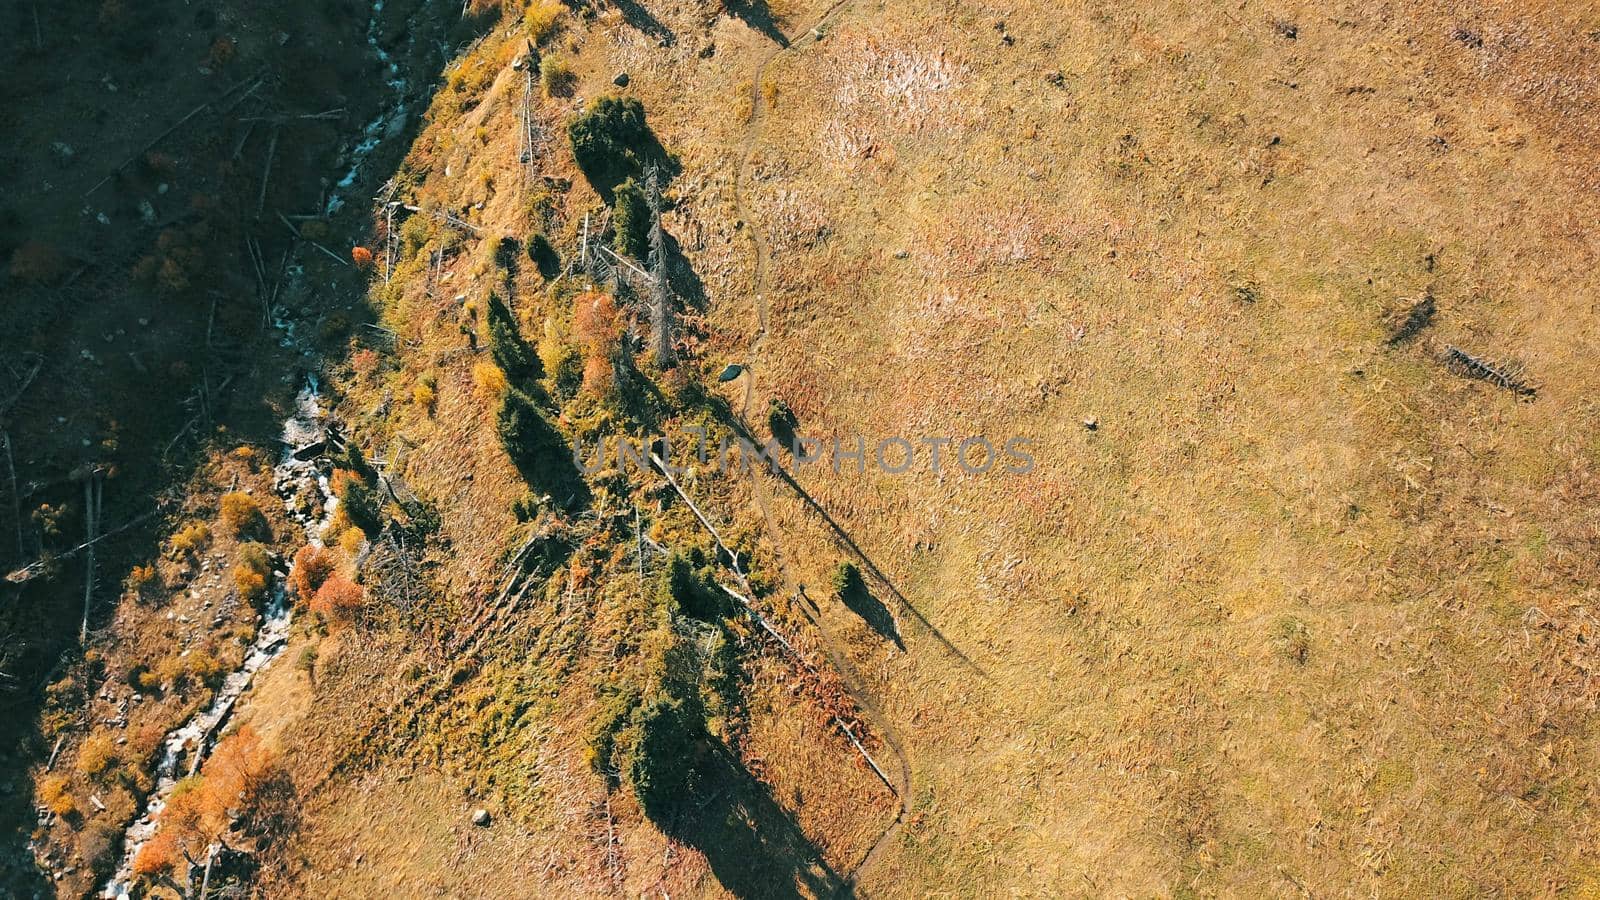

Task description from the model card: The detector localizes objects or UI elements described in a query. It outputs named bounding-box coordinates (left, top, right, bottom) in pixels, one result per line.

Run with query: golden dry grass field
left=34, top=0, right=1600, bottom=896
left=718, top=0, right=1600, bottom=895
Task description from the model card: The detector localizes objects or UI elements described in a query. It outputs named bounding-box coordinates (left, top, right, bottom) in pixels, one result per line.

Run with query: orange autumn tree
left=202, top=725, right=273, bottom=811
left=288, top=543, right=337, bottom=601
left=571, top=291, right=623, bottom=396
left=131, top=827, right=181, bottom=878
left=133, top=726, right=276, bottom=880
left=311, top=575, right=364, bottom=622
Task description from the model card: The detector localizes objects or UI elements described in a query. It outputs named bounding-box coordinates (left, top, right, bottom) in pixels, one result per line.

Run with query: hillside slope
left=18, top=0, right=1600, bottom=897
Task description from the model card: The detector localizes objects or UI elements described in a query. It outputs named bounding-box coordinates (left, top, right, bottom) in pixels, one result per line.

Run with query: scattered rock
left=612, top=71, right=630, bottom=87
left=471, top=808, right=491, bottom=826
left=1082, top=418, right=1098, bottom=431
left=1046, top=71, right=1066, bottom=87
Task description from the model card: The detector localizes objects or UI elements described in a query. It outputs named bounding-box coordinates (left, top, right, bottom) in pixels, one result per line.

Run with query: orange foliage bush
left=328, top=468, right=361, bottom=499
left=311, top=575, right=364, bottom=621
left=573, top=291, right=623, bottom=397
left=131, top=721, right=167, bottom=762
left=336, top=526, right=366, bottom=556
left=126, top=564, right=158, bottom=598
left=77, top=732, right=119, bottom=779
left=233, top=542, right=272, bottom=603
left=472, top=360, right=509, bottom=396
left=208, top=36, right=236, bottom=68
left=38, top=774, right=74, bottom=817
left=136, top=726, right=276, bottom=881
left=572, top=291, right=622, bottom=351
left=171, top=521, right=210, bottom=557
left=219, top=491, right=265, bottom=536
left=132, top=829, right=180, bottom=877
left=351, top=246, right=375, bottom=268
left=412, top=382, right=436, bottom=411
left=233, top=567, right=267, bottom=603
left=288, top=544, right=337, bottom=601
left=133, top=225, right=209, bottom=297
left=582, top=353, right=616, bottom=397
left=351, top=348, right=380, bottom=380
left=204, top=725, right=273, bottom=811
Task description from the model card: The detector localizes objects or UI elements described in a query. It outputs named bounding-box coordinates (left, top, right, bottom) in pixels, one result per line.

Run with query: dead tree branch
left=1444, top=345, right=1536, bottom=397
left=84, top=74, right=266, bottom=198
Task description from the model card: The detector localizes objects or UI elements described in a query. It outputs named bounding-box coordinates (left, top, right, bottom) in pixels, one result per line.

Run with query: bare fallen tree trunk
left=716, top=579, right=898, bottom=794
left=255, top=125, right=280, bottom=218
left=6, top=507, right=158, bottom=585
left=81, top=471, right=102, bottom=642
left=198, top=843, right=217, bottom=899
left=1, top=430, right=20, bottom=558
left=84, top=74, right=265, bottom=198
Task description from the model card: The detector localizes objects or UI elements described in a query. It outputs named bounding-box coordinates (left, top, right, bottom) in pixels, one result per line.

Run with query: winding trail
left=728, top=2, right=914, bottom=887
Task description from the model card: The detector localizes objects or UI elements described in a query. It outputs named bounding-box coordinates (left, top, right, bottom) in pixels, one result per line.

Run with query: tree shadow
left=704, top=405, right=990, bottom=680
left=723, top=0, right=790, bottom=47
left=664, top=741, right=848, bottom=899
left=613, top=0, right=677, bottom=47
left=662, top=229, right=706, bottom=312
left=494, top=235, right=521, bottom=292
left=501, top=393, right=591, bottom=512
left=767, top=399, right=798, bottom=448
left=837, top=582, right=903, bottom=651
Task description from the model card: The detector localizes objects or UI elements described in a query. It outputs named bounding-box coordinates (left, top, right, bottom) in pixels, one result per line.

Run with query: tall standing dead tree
left=645, top=167, right=674, bottom=366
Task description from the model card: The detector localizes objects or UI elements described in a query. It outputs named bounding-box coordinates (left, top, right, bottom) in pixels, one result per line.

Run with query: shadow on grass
left=663, top=741, right=848, bottom=899
left=839, top=582, right=903, bottom=651
left=501, top=394, right=592, bottom=512
left=614, top=0, right=677, bottom=47
left=723, top=0, right=790, bottom=47
left=662, top=229, right=707, bottom=312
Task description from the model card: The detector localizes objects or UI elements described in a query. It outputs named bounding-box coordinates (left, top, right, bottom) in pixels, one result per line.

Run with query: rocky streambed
left=97, top=0, right=430, bottom=892
left=100, top=384, right=340, bottom=900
